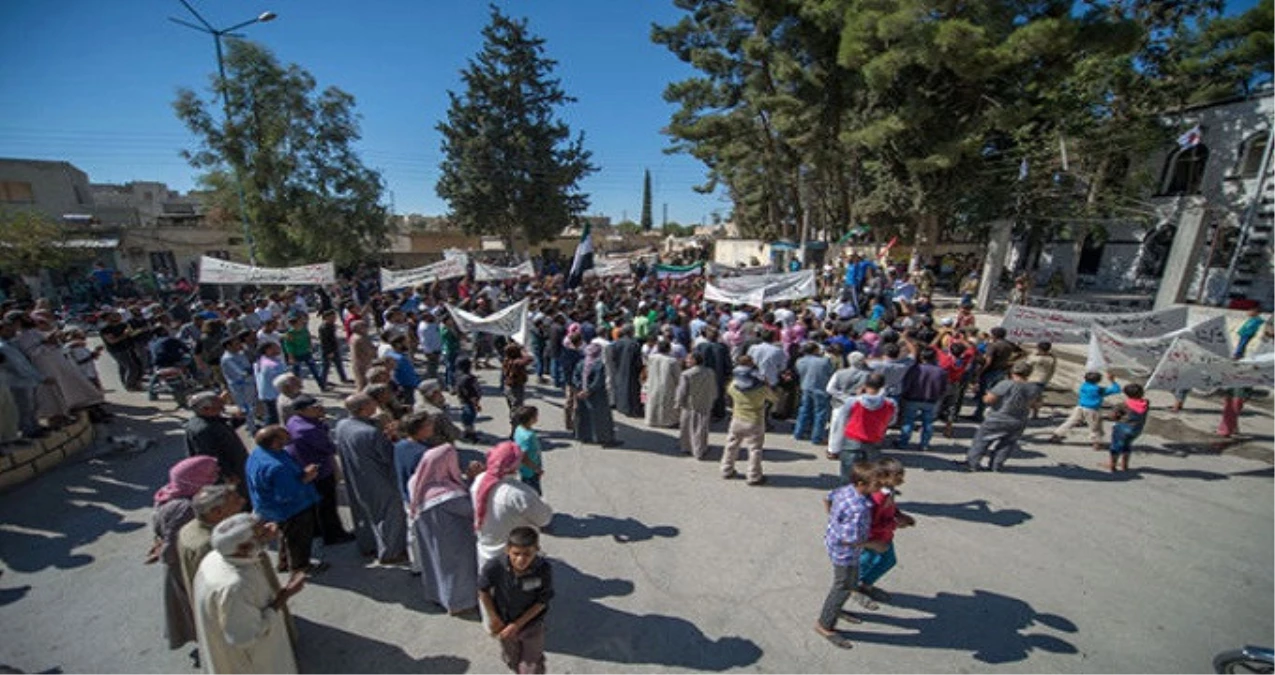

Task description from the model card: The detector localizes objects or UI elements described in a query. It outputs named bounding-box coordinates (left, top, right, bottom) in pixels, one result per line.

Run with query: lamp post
left=170, top=0, right=276, bottom=266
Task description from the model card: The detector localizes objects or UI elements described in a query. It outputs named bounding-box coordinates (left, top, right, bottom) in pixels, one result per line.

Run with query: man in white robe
left=643, top=340, right=682, bottom=428
left=193, top=513, right=304, bottom=674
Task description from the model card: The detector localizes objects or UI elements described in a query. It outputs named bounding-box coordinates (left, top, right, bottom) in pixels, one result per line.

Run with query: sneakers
left=722, top=469, right=740, bottom=480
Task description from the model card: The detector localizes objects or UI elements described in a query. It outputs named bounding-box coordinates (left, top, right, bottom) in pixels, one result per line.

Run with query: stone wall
left=0, top=415, right=96, bottom=492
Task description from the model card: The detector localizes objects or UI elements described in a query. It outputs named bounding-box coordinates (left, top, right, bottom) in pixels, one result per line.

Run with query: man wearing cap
left=964, top=360, right=1037, bottom=472
left=193, top=512, right=304, bottom=674
left=413, top=379, right=462, bottom=447
left=284, top=396, right=355, bottom=546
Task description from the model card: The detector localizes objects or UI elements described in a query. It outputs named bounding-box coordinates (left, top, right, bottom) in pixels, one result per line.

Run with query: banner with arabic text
left=198, top=256, right=335, bottom=286
left=1000, top=304, right=1189, bottom=344
left=1085, top=316, right=1230, bottom=374
left=1145, top=337, right=1274, bottom=391
left=704, top=269, right=816, bottom=309
left=583, top=258, right=631, bottom=278
left=380, top=258, right=467, bottom=291
left=473, top=260, right=534, bottom=282
left=654, top=262, right=704, bottom=279
left=445, top=299, right=529, bottom=346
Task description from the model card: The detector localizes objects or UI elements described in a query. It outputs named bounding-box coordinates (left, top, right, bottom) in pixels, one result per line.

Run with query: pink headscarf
left=407, top=443, right=467, bottom=518
left=724, top=320, right=743, bottom=348
left=563, top=323, right=581, bottom=349
left=582, top=342, right=603, bottom=379
left=473, top=441, right=523, bottom=531
left=154, top=456, right=221, bottom=506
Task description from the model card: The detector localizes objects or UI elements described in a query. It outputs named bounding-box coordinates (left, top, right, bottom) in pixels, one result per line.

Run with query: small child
left=456, top=356, right=482, bottom=442
left=512, top=406, right=544, bottom=495
left=1024, top=341, right=1056, bottom=419
left=64, top=329, right=103, bottom=390
left=814, top=460, right=877, bottom=649
left=1104, top=383, right=1148, bottom=472
left=479, top=526, right=553, bottom=674
left=1049, top=371, right=1120, bottom=450
left=502, top=344, right=532, bottom=412
left=857, top=458, right=915, bottom=603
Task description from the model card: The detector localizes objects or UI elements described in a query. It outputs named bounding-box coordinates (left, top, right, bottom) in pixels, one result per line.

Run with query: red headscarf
left=408, top=443, right=467, bottom=518
left=154, top=456, right=220, bottom=506
left=473, top=441, right=523, bottom=531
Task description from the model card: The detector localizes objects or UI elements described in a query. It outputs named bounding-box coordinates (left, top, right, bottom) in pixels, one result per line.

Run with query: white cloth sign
left=445, top=299, right=529, bottom=346
left=473, top=260, right=534, bottom=282
left=380, top=258, right=467, bottom=291
left=1085, top=316, right=1231, bottom=374
left=1000, top=305, right=1189, bottom=344
left=583, top=258, right=630, bottom=278
left=198, top=256, right=335, bottom=285
left=442, top=248, right=469, bottom=262
left=1145, top=337, right=1275, bottom=391
left=704, top=269, right=816, bottom=309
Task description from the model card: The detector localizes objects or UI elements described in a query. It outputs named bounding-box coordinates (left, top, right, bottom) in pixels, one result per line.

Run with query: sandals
left=816, top=627, right=854, bottom=649
left=851, top=591, right=880, bottom=610
left=837, top=609, right=863, bottom=624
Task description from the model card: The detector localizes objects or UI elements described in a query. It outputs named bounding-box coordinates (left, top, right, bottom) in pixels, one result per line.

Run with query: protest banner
left=654, top=262, right=704, bottom=279
left=704, top=269, right=816, bottom=308
left=445, top=299, right=529, bottom=346
left=707, top=262, right=774, bottom=277
left=1000, top=304, right=1189, bottom=344
left=379, top=258, right=467, bottom=291
left=1145, top=337, right=1275, bottom=391
left=1085, top=316, right=1231, bottom=374
left=473, top=260, right=534, bottom=282
left=198, top=256, right=335, bottom=285
left=583, top=258, right=631, bottom=278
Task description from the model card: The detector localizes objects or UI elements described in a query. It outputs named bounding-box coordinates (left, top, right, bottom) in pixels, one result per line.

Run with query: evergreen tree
left=437, top=6, right=596, bottom=248
left=173, top=40, right=388, bottom=267
left=641, top=169, right=654, bottom=230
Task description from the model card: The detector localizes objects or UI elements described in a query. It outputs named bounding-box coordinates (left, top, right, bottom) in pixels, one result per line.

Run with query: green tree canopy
left=0, top=209, right=90, bottom=275
left=173, top=40, right=389, bottom=267
left=436, top=6, right=596, bottom=247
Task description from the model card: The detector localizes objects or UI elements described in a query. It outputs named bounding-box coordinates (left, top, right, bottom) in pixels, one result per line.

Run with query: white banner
left=1145, top=337, right=1275, bottom=391
left=1085, top=316, right=1231, bottom=374
left=198, top=256, right=335, bottom=286
left=473, top=260, right=534, bottom=282
left=583, top=258, right=630, bottom=278
left=380, top=258, right=467, bottom=291
left=707, top=262, right=774, bottom=277
left=1000, top=305, right=1189, bottom=344
left=442, top=248, right=469, bottom=262
left=445, top=299, right=529, bottom=346
left=704, top=269, right=816, bottom=309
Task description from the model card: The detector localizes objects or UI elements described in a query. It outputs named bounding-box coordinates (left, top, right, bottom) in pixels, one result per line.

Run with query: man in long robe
left=334, top=393, right=409, bottom=564
left=608, top=327, right=643, bottom=417
left=184, top=393, right=251, bottom=504
left=644, top=341, right=682, bottom=428
left=694, top=326, right=732, bottom=421
left=193, top=513, right=303, bottom=674
left=676, top=352, right=717, bottom=459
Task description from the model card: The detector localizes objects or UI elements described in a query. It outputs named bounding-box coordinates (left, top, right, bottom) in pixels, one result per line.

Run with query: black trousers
left=314, top=474, right=349, bottom=544
left=280, top=507, right=317, bottom=572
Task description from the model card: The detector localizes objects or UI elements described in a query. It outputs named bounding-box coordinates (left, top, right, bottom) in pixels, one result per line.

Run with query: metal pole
left=213, top=33, right=258, bottom=266
left=1221, top=130, right=1274, bottom=303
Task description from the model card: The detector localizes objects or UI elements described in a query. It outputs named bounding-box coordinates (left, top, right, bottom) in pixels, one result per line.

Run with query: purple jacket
left=285, top=415, right=337, bottom=479
left=901, top=363, right=948, bottom=403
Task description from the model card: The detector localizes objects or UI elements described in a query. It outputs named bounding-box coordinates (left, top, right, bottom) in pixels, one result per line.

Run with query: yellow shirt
left=727, top=382, right=779, bottom=425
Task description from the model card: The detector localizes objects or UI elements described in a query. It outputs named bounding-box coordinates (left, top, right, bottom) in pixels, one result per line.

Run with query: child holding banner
left=1049, top=371, right=1120, bottom=450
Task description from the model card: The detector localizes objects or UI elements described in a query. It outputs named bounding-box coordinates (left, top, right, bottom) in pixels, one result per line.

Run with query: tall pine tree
left=641, top=169, right=653, bottom=230
left=437, top=6, right=595, bottom=248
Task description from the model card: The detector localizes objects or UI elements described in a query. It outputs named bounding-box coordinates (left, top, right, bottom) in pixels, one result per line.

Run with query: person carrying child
left=857, top=458, right=915, bottom=604
left=1103, top=384, right=1148, bottom=472
left=479, top=526, right=554, bottom=674
left=814, top=460, right=877, bottom=649
left=1049, top=370, right=1120, bottom=450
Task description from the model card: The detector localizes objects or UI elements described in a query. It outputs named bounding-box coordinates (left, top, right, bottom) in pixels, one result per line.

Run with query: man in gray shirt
left=965, top=361, right=1036, bottom=472
left=793, top=342, right=835, bottom=445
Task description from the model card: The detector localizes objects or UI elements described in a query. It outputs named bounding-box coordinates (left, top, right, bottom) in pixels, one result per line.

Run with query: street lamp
left=169, top=0, right=276, bottom=266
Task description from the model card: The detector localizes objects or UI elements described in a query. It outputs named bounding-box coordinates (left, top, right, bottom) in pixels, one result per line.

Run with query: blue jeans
left=291, top=353, right=326, bottom=387
left=1110, top=422, right=1141, bottom=454
left=859, top=542, right=897, bottom=587
left=550, top=356, right=564, bottom=388
left=793, top=390, right=831, bottom=443
left=972, top=369, right=1006, bottom=419
left=461, top=402, right=477, bottom=430
left=533, top=345, right=548, bottom=379
left=898, top=400, right=937, bottom=449
left=443, top=352, right=459, bottom=389
left=838, top=441, right=882, bottom=483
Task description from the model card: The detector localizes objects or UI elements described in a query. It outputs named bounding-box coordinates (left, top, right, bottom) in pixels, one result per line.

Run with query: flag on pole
left=1177, top=124, right=1202, bottom=149
left=566, top=222, right=594, bottom=288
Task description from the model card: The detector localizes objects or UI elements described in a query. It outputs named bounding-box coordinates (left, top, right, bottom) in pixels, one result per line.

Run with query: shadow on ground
left=294, top=616, right=469, bottom=673
left=901, top=499, right=1032, bottom=528
left=545, top=559, right=763, bottom=670
left=847, top=589, right=1078, bottom=664
left=547, top=513, right=678, bottom=543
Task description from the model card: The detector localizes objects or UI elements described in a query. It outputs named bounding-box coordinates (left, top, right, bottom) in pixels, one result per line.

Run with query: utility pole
left=662, top=203, right=668, bottom=228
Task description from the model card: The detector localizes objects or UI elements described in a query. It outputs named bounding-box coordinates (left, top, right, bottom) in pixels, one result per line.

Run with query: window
left=0, top=181, right=34, bottom=203
left=1238, top=131, right=1269, bottom=179
left=1160, top=144, right=1209, bottom=196
left=149, top=251, right=176, bottom=274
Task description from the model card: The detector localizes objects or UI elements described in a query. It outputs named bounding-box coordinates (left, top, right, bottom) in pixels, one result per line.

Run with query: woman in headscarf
left=408, top=443, right=482, bottom=614
left=470, top=442, right=553, bottom=572
left=573, top=342, right=618, bottom=446
left=148, top=455, right=222, bottom=651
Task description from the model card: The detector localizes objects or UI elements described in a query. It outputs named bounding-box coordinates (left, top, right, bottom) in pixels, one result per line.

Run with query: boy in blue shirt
left=512, top=406, right=545, bottom=495
left=1049, top=371, right=1120, bottom=450
left=815, top=460, right=878, bottom=649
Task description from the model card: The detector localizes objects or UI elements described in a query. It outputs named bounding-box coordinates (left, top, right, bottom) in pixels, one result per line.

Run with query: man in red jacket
left=827, top=373, right=897, bottom=484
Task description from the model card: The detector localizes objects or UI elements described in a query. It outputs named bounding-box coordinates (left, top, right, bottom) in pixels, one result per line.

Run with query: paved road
left=0, top=353, right=1271, bottom=673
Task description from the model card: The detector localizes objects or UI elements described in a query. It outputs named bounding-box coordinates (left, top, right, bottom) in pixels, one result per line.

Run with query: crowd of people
left=1, top=249, right=1271, bottom=669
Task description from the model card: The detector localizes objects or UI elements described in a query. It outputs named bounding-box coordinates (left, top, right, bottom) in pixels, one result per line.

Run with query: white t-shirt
left=471, top=476, right=553, bottom=571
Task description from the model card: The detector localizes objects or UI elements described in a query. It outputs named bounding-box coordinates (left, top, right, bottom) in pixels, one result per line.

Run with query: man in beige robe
left=643, top=341, right=682, bottom=428
left=676, top=352, right=717, bottom=459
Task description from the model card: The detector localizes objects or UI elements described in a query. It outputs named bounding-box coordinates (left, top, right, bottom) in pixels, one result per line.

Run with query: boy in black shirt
left=479, top=526, right=553, bottom=674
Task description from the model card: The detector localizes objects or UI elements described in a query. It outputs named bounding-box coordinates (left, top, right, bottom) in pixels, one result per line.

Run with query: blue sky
left=0, top=0, right=1260, bottom=227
